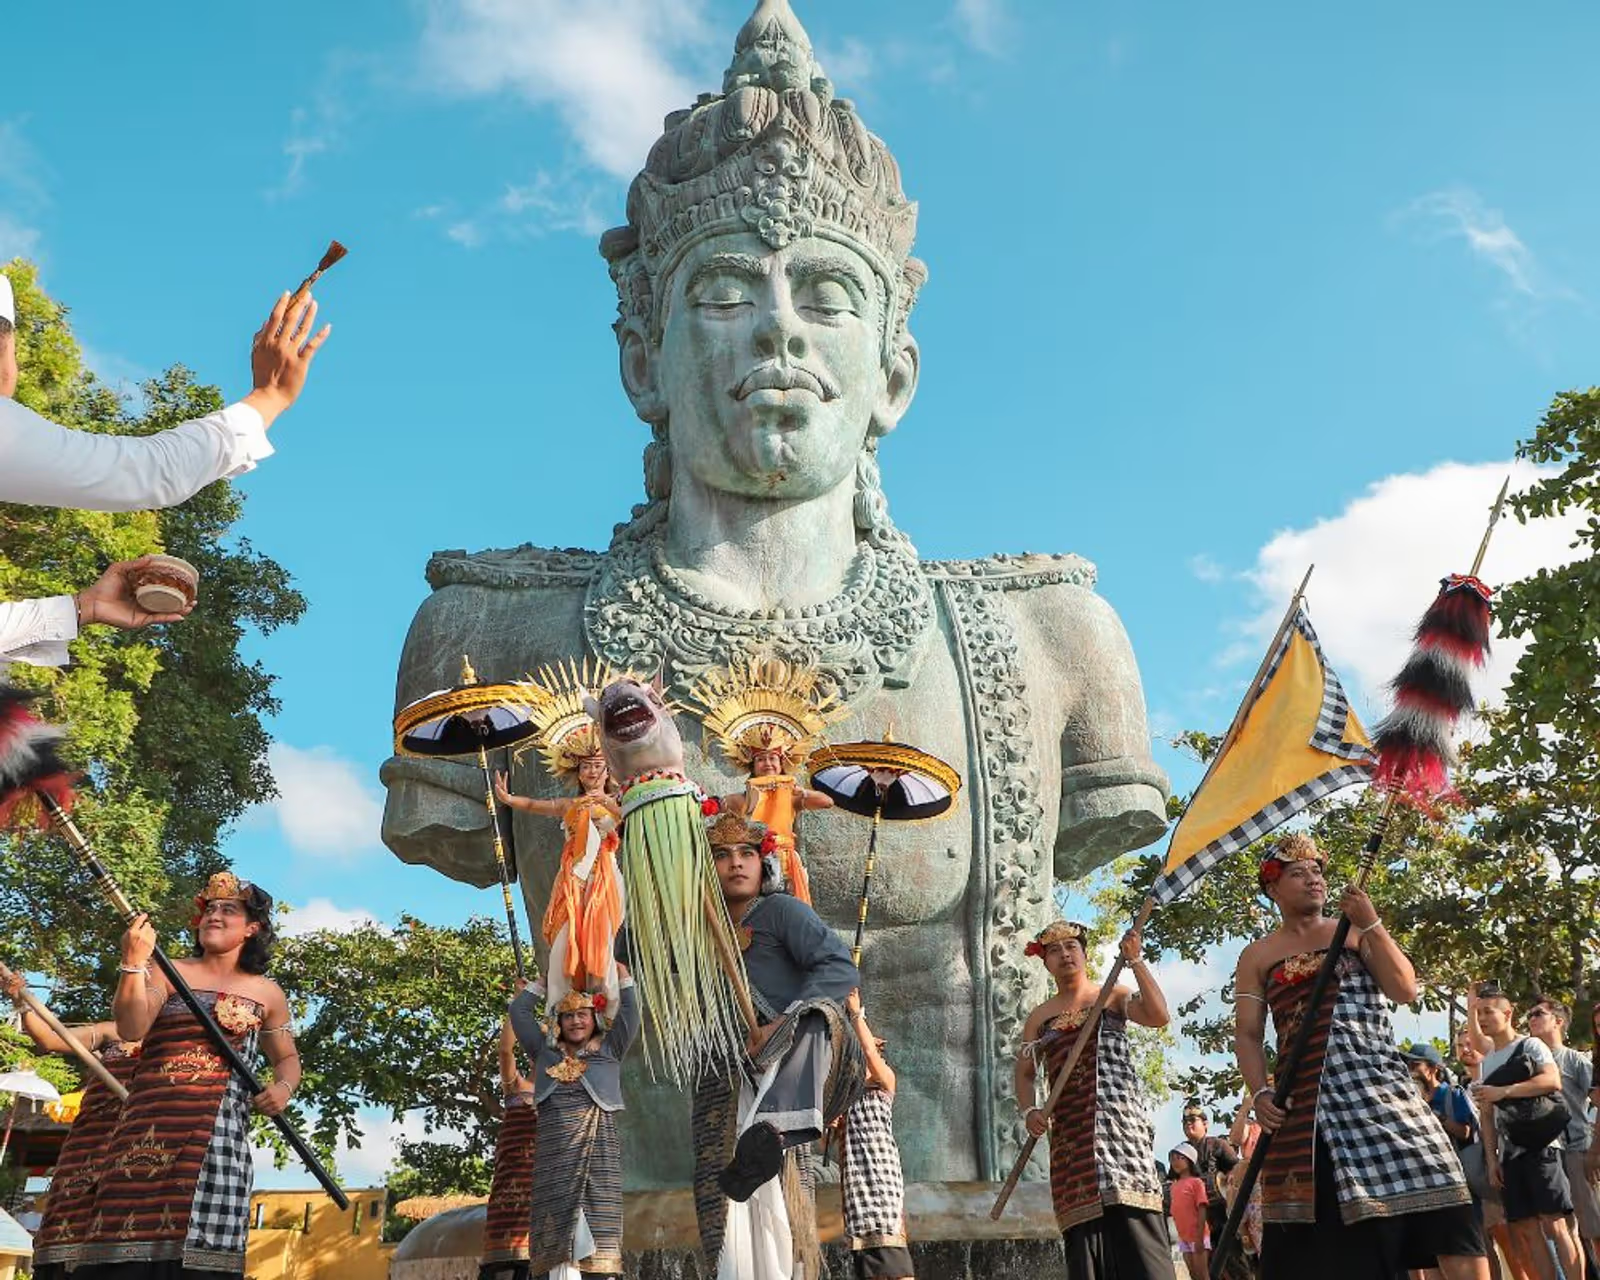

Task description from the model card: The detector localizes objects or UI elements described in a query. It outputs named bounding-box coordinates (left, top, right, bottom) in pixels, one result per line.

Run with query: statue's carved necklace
left=584, top=529, right=934, bottom=702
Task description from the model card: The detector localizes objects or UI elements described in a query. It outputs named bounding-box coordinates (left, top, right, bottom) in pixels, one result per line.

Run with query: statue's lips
left=731, top=364, right=838, bottom=402
left=602, top=696, right=656, bottom=743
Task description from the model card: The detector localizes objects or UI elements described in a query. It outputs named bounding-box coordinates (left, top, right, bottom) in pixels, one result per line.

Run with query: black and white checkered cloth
left=1152, top=607, right=1375, bottom=906
left=1094, top=1012, right=1164, bottom=1212
left=185, top=1021, right=258, bottom=1265
left=1319, top=958, right=1471, bottom=1222
left=843, top=1087, right=906, bottom=1240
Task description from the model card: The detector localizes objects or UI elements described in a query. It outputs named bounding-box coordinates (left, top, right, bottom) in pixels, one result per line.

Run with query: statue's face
left=654, top=230, right=900, bottom=499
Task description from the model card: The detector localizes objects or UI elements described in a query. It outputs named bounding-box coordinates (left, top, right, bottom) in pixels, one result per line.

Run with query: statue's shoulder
left=424, top=543, right=602, bottom=593
left=921, top=551, right=1098, bottom=594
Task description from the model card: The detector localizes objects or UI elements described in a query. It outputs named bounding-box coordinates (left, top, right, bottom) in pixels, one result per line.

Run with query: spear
left=0, top=960, right=127, bottom=1101
left=36, top=793, right=349, bottom=1209
left=1209, top=480, right=1510, bottom=1277
left=991, top=566, right=1316, bottom=1219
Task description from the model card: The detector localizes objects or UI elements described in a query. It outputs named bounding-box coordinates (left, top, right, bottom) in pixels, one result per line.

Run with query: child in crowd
left=1170, top=1142, right=1211, bottom=1279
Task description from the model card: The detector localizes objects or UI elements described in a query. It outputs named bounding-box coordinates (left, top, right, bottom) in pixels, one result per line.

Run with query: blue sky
left=5, top=0, right=1597, bottom=1183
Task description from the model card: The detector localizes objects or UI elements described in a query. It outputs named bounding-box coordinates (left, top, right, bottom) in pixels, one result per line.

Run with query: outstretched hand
left=77, top=557, right=193, bottom=630
left=245, top=291, right=332, bottom=428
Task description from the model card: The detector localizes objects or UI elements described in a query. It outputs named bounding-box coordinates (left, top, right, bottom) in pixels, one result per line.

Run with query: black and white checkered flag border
left=1150, top=608, right=1375, bottom=906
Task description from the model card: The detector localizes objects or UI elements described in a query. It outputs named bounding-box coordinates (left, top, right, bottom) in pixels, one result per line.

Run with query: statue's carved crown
left=600, top=0, right=925, bottom=343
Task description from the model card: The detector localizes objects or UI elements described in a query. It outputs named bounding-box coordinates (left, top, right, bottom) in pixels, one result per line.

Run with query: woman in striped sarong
left=75, top=872, right=299, bottom=1280
left=3, top=974, right=141, bottom=1280
left=480, top=1013, right=538, bottom=1280
left=838, top=989, right=913, bottom=1279
left=1014, top=919, right=1173, bottom=1279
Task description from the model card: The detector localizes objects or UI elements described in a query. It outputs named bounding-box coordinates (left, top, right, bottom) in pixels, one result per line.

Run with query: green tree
left=265, top=916, right=518, bottom=1185
left=0, top=259, right=304, bottom=1015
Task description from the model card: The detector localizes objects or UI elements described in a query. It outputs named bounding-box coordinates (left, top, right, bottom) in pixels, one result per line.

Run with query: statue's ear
left=870, top=333, right=919, bottom=439
left=617, top=322, right=665, bottom=426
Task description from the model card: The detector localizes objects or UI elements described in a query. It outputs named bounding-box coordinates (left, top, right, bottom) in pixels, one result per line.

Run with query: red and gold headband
left=1025, top=920, right=1087, bottom=958
left=1258, top=832, right=1325, bottom=888
left=554, top=990, right=608, bottom=1017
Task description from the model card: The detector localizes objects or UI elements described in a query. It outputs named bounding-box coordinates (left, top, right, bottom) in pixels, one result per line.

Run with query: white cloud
left=1189, top=553, right=1225, bottom=585
left=0, top=120, right=48, bottom=263
left=277, top=898, right=381, bottom=937
left=1239, top=459, right=1584, bottom=720
left=417, top=0, right=712, bottom=180
left=0, top=214, right=42, bottom=263
left=815, top=36, right=873, bottom=88
left=1399, top=188, right=1577, bottom=306
left=264, top=744, right=385, bottom=857
left=953, top=0, right=1007, bottom=55
left=446, top=220, right=484, bottom=249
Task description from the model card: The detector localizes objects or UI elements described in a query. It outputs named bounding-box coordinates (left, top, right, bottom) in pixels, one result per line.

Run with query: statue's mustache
left=730, top=362, right=839, bottom=403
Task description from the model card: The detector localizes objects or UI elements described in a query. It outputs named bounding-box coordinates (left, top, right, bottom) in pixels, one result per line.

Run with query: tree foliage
left=1090, top=389, right=1600, bottom=1115
left=265, top=916, right=518, bottom=1188
left=0, top=259, right=303, bottom=1015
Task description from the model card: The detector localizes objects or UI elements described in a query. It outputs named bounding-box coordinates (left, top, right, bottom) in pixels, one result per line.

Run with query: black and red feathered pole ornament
left=0, top=684, right=77, bottom=831
left=1371, top=478, right=1508, bottom=805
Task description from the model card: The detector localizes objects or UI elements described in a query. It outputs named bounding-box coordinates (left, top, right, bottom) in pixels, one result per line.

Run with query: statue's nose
left=752, top=295, right=808, bottom=361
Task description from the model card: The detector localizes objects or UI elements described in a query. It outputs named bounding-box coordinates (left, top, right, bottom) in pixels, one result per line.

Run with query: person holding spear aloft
left=1014, top=920, right=1172, bottom=1277
left=74, top=872, right=300, bottom=1280
left=1233, top=833, right=1484, bottom=1279
left=3, top=966, right=135, bottom=1280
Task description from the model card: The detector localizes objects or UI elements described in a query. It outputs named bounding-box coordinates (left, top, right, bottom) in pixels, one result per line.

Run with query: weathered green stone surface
left=380, top=0, right=1168, bottom=1190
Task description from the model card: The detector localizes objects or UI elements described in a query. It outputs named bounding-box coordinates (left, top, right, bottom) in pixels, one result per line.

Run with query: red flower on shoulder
left=702, top=796, right=722, bottom=816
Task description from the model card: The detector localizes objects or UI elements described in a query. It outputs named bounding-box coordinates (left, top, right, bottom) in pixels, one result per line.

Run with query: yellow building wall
left=245, top=1186, right=394, bottom=1280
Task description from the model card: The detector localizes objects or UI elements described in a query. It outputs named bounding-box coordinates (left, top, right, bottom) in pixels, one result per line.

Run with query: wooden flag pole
left=990, top=566, right=1314, bottom=1219
left=0, top=961, right=127, bottom=1101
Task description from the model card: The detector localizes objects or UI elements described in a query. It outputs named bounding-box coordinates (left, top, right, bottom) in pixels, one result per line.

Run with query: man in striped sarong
left=509, top=967, right=638, bottom=1278
left=1235, top=833, right=1486, bottom=1280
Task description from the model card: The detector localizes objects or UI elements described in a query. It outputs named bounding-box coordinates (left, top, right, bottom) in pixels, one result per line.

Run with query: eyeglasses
left=1527, top=1009, right=1553, bottom=1020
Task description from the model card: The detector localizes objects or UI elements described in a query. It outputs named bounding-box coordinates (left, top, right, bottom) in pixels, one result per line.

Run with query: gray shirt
left=1483, top=1035, right=1558, bottom=1159
left=508, top=982, right=639, bottom=1112
left=738, top=892, right=859, bottom=1019
left=1552, top=1044, right=1594, bottom=1153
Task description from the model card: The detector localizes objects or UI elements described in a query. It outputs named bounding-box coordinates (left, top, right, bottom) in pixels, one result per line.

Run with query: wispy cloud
left=426, top=169, right=612, bottom=250
left=416, top=0, right=714, bottom=181
left=278, top=897, right=380, bottom=937
left=953, top=0, right=1008, bottom=56
left=263, top=743, right=384, bottom=857
left=0, top=119, right=49, bottom=262
left=815, top=36, right=874, bottom=88
left=268, top=55, right=369, bottom=200
left=1188, top=553, right=1226, bottom=585
left=1399, top=187, right=1578, bottom=308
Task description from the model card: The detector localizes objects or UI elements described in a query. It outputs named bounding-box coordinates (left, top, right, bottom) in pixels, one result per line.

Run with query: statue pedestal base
left=390, top=1181, right=1179, bottom=1277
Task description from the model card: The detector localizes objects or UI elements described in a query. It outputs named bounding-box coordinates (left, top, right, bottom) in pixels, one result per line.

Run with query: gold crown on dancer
left=705, top=811, right=773, bottom=852
left=687, top=652, right=847, bottom=769
left=601, top=0, right=925, bottom=349
left=517, top=658, right=623, bottom=782
left=195, top=871, right=249, bottom=906
left=554, top=989, right=608, bottom=1017
left=1024, top=920, right=1087, bottom=959
left=1257, top=831, right=1325, bottom=888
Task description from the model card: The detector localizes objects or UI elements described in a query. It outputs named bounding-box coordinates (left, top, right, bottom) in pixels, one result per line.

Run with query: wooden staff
left=0, top=961, right=127, bottom=1101
left=38, top=792, right=349, bottom=1209
left=704, top=892, right=759, bottom=1032
left=991, top=565, right=1315, bottom=1219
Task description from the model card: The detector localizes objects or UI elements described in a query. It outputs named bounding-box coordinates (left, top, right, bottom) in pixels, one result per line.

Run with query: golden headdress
left=1258, top=831, right=1325, bottom=890
left=516, top=658, right=620, bottom=783
left=687, top=652, right=847, bottom=769
left=554, top=989, right=608, bottom=1017
left=1024, top=920, right=1088, bottom=959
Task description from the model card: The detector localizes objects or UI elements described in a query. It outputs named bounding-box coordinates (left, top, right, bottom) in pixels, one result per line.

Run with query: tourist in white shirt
left=0, top=273, right=330, bottom=511
left=1471, top=989, right=1581, bottom=1280
left=0, top=274, right=329, bottom=664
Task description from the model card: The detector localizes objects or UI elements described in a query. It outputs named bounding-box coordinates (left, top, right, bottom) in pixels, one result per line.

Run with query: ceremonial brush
left=287, top=239, right=347, bottom=307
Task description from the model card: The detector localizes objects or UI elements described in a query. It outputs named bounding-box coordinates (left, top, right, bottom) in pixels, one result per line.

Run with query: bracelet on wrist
left=118, top=963, right=149, bottom=975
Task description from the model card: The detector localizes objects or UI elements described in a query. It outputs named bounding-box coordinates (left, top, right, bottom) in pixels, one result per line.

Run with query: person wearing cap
left=1181, top=1103, right=1245, bottom=1277
left=1168, top=1142, right=1211, bottom=1280
left=1015, top=918, right=1173, bottom=1279
left=1234, top=832, right=1486, bottom=1280
left=0, top=272, right=329, bottom=511
left=1402, top=1042, right=1480, bottom=1151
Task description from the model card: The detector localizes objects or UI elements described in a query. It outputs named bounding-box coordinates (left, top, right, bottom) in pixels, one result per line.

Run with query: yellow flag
left=1151, top=608, right=1373, bottom=904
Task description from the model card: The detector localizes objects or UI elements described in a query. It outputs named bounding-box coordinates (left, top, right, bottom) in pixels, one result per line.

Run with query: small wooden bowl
left=130, top=554, right=199, bottom=613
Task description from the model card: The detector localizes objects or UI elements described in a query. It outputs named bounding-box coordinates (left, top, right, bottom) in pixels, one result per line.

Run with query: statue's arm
left=1049, top=587, right=1170, bottom=879
left=378, top=584, right=506, bottom=888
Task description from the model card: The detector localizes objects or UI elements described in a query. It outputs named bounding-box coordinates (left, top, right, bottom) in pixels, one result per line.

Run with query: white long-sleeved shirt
left=0, top=594, right=77, bottom=668
left=0, top=396, right=272, bottom=512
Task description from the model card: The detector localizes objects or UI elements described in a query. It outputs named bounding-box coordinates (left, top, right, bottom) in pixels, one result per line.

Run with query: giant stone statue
left=381, top=0, right=1168, bottom=1189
